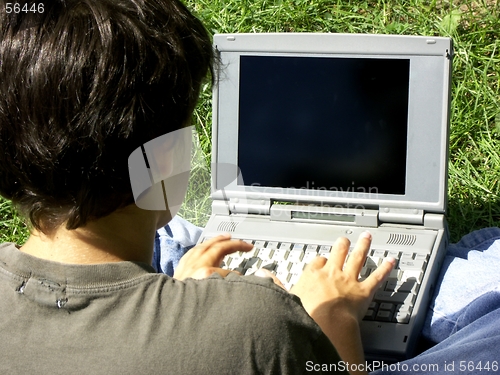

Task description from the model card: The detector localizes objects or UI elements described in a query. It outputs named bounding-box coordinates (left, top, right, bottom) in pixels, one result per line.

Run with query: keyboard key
left=397, top=279, right=419, bottom=294
left=271, top=248, right=289, bottom=262
left=275, top=271, right=289, bottom=285
left=364, top=309, right=376, bottom=320
left=394, top=303, right=413, bottom=323
left=368, top=301, right=378, bottom=310
left=374, top=291, right=415, bottom=305
left=240, top=250, right=256, bottom=259
left=276, top=261, right=292, bottom=274
left=279, top=242, right=292, bottom=250
left=400, top=252, right=415, bottom=261
left=229, top=257, right=246, bottom=269
left=386, top=279, right=418, bottom=293
left=249, top=248, right=261, bottom=257
left=318, top=245, right=331, bottom=254
left=287, top=249, right=304, bottom=263
left=365, top=257, right=381, bottom=269
left=372, top=249, right=387, bottom=258
left=402, top=270, right=424, bottom=283
left=223, top=257, right=234, bottom=268
left=256, top=247, right=274, bottom=260
left=387, top=250, right=401, bottom=259
left=399, top=260, right=426, bottom=271
left=253, top=240, right=266, bottom=248
left=245, top=257, right=261, bottom=271
left=290, top=262, right=306, bottom=274
left=305, top=244, right=318, bottom=253
left=261, top=262, right=277, bottom=273
left=396, top=303, right=413, bottom=314
left=266, top=241, right=279, bottom=249
left=379, top=302, right=395, bottom=311
left=414, top=253, right=429, bottom=261
left=393, top=311, right=411, bottom=323
left=387, top=269, right=401, bottom=281
left=375, top=310, right=392, bottom=322
left=292, top=243, right=305, bottom=251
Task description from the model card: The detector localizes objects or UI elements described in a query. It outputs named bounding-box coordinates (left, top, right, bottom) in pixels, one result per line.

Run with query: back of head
left=0, top=0, right=213, bottom=232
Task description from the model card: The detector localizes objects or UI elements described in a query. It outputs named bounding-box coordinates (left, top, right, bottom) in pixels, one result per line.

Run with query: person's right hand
left=290, top=231, right=394, bottom=322
left=290, top=231, right=395, bottom=374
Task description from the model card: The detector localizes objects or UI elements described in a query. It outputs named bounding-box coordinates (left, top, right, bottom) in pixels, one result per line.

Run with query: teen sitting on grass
left=0, top=1, right=393, bottom=374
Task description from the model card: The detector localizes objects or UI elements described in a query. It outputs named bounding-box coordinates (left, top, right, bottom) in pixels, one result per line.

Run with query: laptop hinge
left=378, top=207, right=424, bottom=225
left=270, top=204, right=379, bottom=227
left=222, top=198, right=271, bottom=215
left=211, top=200, right=230, bottom=215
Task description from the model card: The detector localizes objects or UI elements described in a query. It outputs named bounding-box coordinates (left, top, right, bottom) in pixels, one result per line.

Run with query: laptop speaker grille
left=217, top=221, right=239, bottom=233
left=387, top=233, right=417, bottom=246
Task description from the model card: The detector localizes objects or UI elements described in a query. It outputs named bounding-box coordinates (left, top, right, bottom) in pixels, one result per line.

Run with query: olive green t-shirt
left=0, top=243, right=346, bottom=374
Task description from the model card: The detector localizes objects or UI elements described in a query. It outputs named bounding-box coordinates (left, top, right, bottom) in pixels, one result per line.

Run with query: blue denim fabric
left=422, top=227, right=500, bottom=343
left=372, top=227, right=500, bottom=374
left=152, top=216, right=202, bottom=276
left=371, top=304, right=500, bottom=374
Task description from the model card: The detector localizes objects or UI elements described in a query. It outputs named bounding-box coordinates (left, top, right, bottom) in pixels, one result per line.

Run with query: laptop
left=198, top=33, right=453, bottom=361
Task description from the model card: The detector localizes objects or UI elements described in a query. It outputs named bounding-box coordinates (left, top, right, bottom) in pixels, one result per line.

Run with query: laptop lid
left=212, top=33, right=452, bottom=216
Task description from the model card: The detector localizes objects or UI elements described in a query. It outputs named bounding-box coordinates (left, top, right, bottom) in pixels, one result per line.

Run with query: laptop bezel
left=212, top=33, right=452, bottom=214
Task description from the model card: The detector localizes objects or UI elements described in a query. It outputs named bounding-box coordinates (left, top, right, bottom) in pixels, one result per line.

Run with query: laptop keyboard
left=220, top=239, right=427, bottom=324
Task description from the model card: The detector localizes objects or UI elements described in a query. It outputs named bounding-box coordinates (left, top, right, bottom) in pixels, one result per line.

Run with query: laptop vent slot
left=387, top=233, right=417, bottom=246
left=217, top=221, right=239, bottom=233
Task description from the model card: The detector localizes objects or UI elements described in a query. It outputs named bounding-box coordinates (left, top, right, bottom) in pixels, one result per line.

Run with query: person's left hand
left=173, top=234, right=253, bottom=280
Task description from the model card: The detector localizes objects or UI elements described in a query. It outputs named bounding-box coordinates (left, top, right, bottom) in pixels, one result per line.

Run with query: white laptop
left=199, top=33, right=453, bottom=361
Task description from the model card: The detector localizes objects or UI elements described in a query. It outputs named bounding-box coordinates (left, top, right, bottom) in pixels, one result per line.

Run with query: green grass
left=1, top=0, right=499, bottom=243
left=0, top=198, right=29, bottom=244
left=177, top=106, right=213, bottom=227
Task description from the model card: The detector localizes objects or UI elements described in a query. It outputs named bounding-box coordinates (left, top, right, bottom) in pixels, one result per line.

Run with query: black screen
left=237, top=55, right=409, bottom=195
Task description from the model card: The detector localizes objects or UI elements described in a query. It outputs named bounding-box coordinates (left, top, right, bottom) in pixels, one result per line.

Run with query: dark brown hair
left=0, top=0, right=213, bottom=232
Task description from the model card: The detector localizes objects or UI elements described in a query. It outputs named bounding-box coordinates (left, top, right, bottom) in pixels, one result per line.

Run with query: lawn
left=1, top=0, right=499, bottom=244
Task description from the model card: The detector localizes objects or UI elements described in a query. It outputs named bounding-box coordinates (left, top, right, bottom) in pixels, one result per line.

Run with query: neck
left=20, top=205, right=170, bottom=265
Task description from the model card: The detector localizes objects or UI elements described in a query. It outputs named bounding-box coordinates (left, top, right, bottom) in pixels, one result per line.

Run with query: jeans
left=373, top=228, right=500, bottom=374
left=152, top=216, right=202, bottom=276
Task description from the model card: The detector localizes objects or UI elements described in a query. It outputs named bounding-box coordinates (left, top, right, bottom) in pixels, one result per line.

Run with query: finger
left=342, top=231, right=372, bottom=277
left=196, top=233, right=233, bottom=250
left=254, top=268, right=286, bottom=290
left=362, top=257, right=396, bottom=291
left=202, top=239, right=254, bottom=266
left=195, top=235, right=252, bottom=258
left=306, top=254, right=328, bottom=270
left=328, top=237, right=351, bottom=270
left=176, top=238, right=253, bottom=279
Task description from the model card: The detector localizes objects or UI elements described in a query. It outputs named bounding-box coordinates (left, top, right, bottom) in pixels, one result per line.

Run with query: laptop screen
left=237, top=55, right=410, bottom=196
left=213, top=33, right=451, bottom=212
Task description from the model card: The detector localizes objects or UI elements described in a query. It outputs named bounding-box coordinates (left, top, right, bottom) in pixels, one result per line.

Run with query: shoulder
left=164, top=273, right=344, bottom=374
left=0, top=242, right=17, bottom=251
left=181, top=272, right=311, bottom=322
